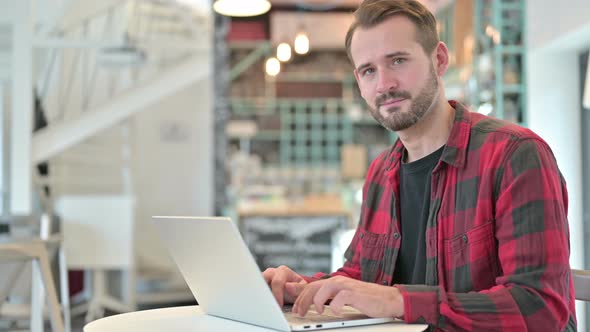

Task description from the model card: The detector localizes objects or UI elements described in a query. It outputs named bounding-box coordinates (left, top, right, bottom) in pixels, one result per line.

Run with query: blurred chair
left=573, top=269, right=590, bottom=301
left=0, top=214, right=70, bottom=332
left=56, top=195, right=135, bottom=323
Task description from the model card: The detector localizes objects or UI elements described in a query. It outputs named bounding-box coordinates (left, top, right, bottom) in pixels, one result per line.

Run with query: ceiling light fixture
left=213, top=0, right=271, bottom=17
left=276, top=42, right=292, bottom=62
left=265, top=57, right=281, bottom=76
left=294, top=31, right=309, bottom=55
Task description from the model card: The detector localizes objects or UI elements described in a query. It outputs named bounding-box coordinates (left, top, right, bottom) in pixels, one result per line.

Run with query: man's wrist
left=390, top=286, right=405, bottom=319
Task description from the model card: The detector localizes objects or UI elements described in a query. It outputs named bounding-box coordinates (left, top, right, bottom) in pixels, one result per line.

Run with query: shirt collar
left=386, top=100, right=472, bottom=171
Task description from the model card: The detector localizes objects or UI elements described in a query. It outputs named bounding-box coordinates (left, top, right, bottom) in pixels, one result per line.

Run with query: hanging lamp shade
left=213, top=0, right=271, bottom=17
left=265, top=57, right=281, bottom=76
left=276, top=42, right=292, bottom=62
left=294, top=31, right=310, bottom=55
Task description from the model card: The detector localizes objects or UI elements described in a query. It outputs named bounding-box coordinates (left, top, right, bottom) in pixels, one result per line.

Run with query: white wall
left=528, top=0, right=590, bottom=51
left=132, top=79, right=213, bottom=270
left=527, top=50, right=584, bottom=268
left=527, top=1, right=590, bottom=330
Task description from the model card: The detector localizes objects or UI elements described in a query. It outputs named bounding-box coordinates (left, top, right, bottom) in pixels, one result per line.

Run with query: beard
left=369, top=65, right=439, bottom=132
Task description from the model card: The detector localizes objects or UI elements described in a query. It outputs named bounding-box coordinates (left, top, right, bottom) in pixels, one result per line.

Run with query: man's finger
left=294, top=281, right=322, bottom=316
left=313, top=281, right=341, bottom=314
left=262, top=268, right=275, bottom=284
left=285, top=281, right=305, bottom=298
left=329, top=289, right=353, bottom=316
left=270, top=276, right=287, bottom=307
left=279, top=266, right=303, bottom=283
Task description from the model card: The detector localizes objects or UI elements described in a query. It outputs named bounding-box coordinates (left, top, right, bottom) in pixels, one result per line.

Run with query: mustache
left=376, top=91, right=412, bottom=106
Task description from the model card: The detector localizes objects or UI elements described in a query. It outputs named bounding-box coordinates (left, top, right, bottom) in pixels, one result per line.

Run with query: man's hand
left=292, top=276, right=404, bottom=319
left=262, top=265, right=308, bottom=307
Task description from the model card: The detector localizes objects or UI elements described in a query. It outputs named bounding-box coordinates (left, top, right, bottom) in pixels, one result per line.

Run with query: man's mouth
left=379, top=98, right=406, bottom=108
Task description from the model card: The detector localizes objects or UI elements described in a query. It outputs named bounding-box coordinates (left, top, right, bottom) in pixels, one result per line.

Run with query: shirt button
left=359, top=233, right=364, bottom=239
left=462, top=234, right=468, bottom=243
left=394, top=232, right=400, bottom=239
left=382, top=280, right=388, bottom=285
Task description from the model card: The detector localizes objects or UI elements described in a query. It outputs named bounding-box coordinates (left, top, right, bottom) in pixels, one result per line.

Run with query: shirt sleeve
left=396, top=138, right=576, bottom=331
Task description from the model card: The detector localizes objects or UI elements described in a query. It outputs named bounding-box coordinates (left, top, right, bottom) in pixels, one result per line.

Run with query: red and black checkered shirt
left=310, top=101, right=576, bottom=331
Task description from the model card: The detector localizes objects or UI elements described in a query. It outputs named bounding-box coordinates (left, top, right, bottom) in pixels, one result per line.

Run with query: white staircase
left=1, top=0, right=213, bottom=323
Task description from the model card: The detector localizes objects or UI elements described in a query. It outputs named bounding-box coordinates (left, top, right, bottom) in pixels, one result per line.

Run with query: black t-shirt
left=393, top=145, right=444, bottom=285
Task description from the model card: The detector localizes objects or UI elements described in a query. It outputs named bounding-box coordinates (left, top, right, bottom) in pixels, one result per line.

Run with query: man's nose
left=376, top=70, right=399, bottom=94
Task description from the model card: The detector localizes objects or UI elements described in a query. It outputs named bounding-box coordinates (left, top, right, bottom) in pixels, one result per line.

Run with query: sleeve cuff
left=395, top=284, right=440, bottom=325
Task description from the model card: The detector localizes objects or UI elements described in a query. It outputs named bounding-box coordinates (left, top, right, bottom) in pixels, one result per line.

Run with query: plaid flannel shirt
left=310, top=101, right=576, bottom=331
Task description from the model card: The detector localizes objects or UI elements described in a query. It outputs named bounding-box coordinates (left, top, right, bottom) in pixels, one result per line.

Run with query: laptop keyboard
left=286, top=312, right=348, bottom=323
left=282, top=305, right=367, bottom=323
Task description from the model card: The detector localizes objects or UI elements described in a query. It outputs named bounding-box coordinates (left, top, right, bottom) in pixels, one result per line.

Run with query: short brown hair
left=345, top=0, right=439, bottom=63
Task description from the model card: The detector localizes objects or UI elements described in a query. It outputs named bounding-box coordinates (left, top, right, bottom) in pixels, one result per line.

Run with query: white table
left=84, top=306, right=429, bottom=332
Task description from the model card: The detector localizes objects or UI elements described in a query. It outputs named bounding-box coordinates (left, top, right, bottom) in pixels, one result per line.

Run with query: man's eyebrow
left=356, top=51, right=412, bottom=72
left=356, top=63, right=372, bottom=72
left=384, top=51, right=411, bottom=58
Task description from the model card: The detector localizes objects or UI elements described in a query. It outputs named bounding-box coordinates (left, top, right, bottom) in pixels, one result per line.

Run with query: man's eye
left=362, top=68, right=375, bottom=76
left=393, top=58, right=406, bottom=65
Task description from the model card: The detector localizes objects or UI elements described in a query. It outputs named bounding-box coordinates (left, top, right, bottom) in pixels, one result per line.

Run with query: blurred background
left=0, top=0, right=589, bottom=331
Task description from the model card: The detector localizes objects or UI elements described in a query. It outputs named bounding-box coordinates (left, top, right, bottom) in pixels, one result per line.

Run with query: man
left=263, top=0, right=577, bottom=331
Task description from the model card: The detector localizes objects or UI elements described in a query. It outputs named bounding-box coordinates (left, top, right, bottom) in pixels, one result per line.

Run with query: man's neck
left=397, top=97, right=455, bottom=163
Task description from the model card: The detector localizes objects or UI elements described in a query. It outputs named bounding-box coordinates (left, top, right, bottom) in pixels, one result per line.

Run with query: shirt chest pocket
left=442, top=220, right=500, bottom=292
left=358, top=231, right=394, bottom=283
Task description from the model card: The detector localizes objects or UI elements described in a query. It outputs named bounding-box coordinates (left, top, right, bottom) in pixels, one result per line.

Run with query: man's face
left=351, top=16, right=440, bottom=132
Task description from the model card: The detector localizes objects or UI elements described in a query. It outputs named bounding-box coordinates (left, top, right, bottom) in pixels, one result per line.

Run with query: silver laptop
left=152, top=216, right=400, bottom=331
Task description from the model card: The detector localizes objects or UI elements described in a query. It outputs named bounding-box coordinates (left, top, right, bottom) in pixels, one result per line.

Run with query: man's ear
left=433, top=41, right=450, bottom=77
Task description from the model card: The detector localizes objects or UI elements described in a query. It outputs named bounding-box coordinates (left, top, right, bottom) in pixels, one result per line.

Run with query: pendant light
left=276, top=42, right=292, bottom=62
left=265, top=57, right=281, bottom=76
left=213, top=0, right=271, bottom=17
left=294, top=31, right=310, bottom=55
